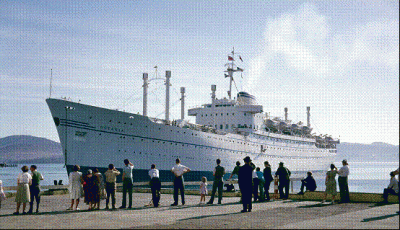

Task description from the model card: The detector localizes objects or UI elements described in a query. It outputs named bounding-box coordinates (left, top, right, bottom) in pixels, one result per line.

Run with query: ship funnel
left=211, top=85, right=216, bottom=106
left=143, top=73, right=149, bottom=117
left=284, top=107, right=288, bottom=122
left=180, top=87, right=185, bottom=120
left=307, top=106, right=310, bottom=127
left=165, top=71, right=171, bottom=122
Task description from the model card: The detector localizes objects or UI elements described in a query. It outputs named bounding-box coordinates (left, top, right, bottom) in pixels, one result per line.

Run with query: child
left=199, top=177, right=208, bottom=205
left=273, top=175, right=279, bottom=200
left=0, top=180, right=6, bottom=209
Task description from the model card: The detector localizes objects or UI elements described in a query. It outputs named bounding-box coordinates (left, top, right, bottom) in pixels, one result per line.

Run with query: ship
left=46, top=50, right=339, bottom=182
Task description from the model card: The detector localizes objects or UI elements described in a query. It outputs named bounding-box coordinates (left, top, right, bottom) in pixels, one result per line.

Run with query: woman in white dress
left=14, top=165, right=32, bottom=215
left=68, top=165, right=83, bottom=211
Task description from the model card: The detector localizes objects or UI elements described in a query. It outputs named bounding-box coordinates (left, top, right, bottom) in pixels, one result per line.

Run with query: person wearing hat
left=275, top=162, right=291, bottom=199
left=338, top=159, right=350, bottom=203
left=263, top=161, right=273, bottom=201
left=238, top=156, right=254, bottom=212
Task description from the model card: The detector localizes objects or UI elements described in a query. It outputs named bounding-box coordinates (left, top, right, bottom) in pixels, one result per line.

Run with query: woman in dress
left=83, top=169, right=93, bottom=210
left=68, top=165, right=83, bottom=211
left=322, top=164, right=338, bottom=204
left=92, top=168, right=102, bottom=210
left=14, top=165, right=32, bottom=215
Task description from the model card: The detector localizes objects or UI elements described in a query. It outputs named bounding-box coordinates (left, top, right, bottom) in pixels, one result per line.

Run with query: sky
left=0, top=0, right=398, bottom=146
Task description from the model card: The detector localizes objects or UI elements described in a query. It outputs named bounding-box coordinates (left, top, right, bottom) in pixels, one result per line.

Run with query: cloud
left=246, top=3, right=399, bottom=92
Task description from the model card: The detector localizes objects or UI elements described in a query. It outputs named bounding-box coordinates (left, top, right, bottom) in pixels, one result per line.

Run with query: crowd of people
left=1, top=158, right=398, bottom=215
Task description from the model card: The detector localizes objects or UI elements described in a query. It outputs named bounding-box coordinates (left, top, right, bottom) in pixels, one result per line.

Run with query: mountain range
left=0, top=135, right=398, bottom=164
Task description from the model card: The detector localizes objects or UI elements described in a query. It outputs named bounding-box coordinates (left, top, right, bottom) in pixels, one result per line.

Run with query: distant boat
left=0, top=162, right=17, bottom=167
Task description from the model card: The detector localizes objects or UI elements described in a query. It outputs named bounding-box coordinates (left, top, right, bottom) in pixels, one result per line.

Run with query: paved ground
left=0, top=192, right=398, bottom=229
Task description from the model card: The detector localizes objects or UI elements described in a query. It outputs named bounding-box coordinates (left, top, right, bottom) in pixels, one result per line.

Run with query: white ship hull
left=46, top=98, right=336, bottom=182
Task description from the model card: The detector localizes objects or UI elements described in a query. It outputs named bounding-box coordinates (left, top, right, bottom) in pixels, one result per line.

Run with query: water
left=0, top=162, right=398, bottom=194
left=0, top=164, right=68, bottom=189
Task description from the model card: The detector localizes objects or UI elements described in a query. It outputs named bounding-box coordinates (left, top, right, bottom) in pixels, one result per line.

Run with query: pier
left=1, top=183, right=398, bottom=229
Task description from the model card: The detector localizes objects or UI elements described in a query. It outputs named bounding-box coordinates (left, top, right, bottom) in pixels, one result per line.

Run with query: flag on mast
left=228, top=56, right=234, bottom=61
left=239, top=55, right=243, bottom=62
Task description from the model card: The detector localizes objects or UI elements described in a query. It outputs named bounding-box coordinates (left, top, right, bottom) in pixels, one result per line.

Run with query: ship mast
left=225, top=48, right=243, bottom=100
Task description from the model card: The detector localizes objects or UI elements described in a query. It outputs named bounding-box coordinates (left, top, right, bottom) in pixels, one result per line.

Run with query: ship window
left=216, top=113, right=218, bottom=116
left=220, top=125, right=223, bottom=129
left=227, top=113, right=229, bottom=116
left=221, top=113, right=223, bottom=116
left=205, top=114, right=207, bottom=117
left=225, top=124, right=229, bottom=129
left=244, top=113, right=246, bottom=116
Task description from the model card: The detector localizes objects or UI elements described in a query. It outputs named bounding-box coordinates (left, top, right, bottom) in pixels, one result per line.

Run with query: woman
left=83, top=169, right=95, bottom=210
left=68, top=165, right=83, bottom=211
left=92, top=168, right=102, bottom=210
left=322, top=164, right=338, bottom=204
left=14, top=165, right=32, bottom=215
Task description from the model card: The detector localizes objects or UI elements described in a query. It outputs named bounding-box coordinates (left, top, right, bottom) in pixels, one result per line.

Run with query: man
left=382, top=171, right=399, bottom=203
left=263, top=161, right=273, bottom=201
left=228, top=161, right=241, bottom=180
left=171, top=158, right=191, bottom=206
left=275, top=162, right=291, bottom=199
left=239, top=156, right=254, bottom=213
left=252, top=167, right=260, bottom=202
left=28, top=165, right=44, bottom=214
left=338, top=159, right=350, bottom=203
left=120, top=159, right=134, bottom=209
left=149, top=164, right=161, bottom=207
left=255, top=167, right=265, bottom=202
left=104, top=164, right=120, bottom=210
left=297, top=172, right=317, bottom=195
left=207, top=159, right=225, bottom=205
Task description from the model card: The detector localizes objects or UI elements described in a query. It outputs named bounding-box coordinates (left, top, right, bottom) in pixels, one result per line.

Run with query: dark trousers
left=208, top=179, right=223, bottom=204
left=264, top=180, right=272, bottom=201
left=253, top=178, right=260, bottom=201
left=150, top=177, right=161, bottom=207
left=29, top=186, right=40, bottom=212
left=278, top=180, right=290, bottom=199
left=300, top=180, right=316, bottom=193
left=122, top=178, right=133, bottom=208
left=240, top=185, right=252, bottom=211
left=173, top=176, right=185, bottom=205
left=383, top=188, right=398, bottom=202
left=338, top=176, right=350, bottom=203
left=105, top=182, right=116, bottom=208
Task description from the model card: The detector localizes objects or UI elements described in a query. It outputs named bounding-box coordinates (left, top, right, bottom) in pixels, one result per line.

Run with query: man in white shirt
left=149, top=164, right=161, bottom=207
left=171, top=158, right=190, bottom=206
left=120, top=159, right=134, bottom=209
left=338, top=159, right=350, bottom=203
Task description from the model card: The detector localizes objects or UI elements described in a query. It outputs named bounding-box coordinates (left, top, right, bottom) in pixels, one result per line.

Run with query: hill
left=336, top=142, right=399, bottom=162
left=0, top=135, right=63, bottom=164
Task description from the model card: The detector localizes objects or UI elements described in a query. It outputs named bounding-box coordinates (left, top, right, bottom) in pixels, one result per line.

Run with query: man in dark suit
left=263, top=161, right=273, bottom=201
left=239, top=156, right=254, bottom=213
left=275, top=162, right=291, bottom=199
left=207, top=159, right=226, bottom=205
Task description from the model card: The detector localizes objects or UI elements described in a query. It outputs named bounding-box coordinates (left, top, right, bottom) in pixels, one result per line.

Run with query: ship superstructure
left=46, top=50, right=339, bottom=182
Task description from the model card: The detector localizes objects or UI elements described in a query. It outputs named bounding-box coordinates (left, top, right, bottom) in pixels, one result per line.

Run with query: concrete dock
left=0, top=192, right=398, bottom=229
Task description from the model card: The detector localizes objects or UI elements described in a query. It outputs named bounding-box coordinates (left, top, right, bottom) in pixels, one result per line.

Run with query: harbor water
left=0, top=161, right=398, bottom=194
